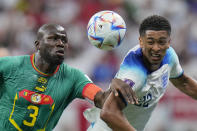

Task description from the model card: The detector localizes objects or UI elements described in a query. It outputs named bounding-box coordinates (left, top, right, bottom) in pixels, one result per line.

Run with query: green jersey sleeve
left=0, top=56, right=11, bottom=76
left=72, top=68, right=93, bottom=99
left=0, top=56, right=17, bottom=87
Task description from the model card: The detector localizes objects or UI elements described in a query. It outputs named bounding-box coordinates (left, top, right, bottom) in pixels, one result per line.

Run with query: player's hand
left=110, top=78, right=138, bottom=105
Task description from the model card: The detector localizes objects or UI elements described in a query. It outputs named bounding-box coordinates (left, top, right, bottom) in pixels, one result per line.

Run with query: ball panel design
left=87, top=10, right=126, bottom=50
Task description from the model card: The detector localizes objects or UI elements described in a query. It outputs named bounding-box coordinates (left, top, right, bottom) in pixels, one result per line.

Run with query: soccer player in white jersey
left=84, top=15, right=197, bottom=131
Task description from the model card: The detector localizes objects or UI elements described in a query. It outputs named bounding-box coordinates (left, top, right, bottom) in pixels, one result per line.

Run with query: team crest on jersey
left=161, top=72, right=168, bottom=88
left=19, top=89, right=54, bottom=106
left=31, top=93, right=42, bottom=104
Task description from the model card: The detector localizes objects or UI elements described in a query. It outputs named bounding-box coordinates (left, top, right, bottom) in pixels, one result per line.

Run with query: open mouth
left=56, top=50, right=64, bottom=57
left=150, top=53, right=161, bottom=61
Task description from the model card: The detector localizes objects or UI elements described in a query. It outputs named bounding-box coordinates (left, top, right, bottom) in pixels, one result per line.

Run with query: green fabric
left=0, top=55, right=92, bottom=131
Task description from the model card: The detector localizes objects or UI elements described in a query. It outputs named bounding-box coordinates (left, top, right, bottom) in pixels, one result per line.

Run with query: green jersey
left=0, top=54, right=92, bottom=131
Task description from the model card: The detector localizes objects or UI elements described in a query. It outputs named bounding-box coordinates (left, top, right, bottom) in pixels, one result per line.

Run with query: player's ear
left=65, top=43, right=69, bottom=49
left=167, top=38, right=171, bottom=48
left=34, top=40, right=40, bottom=51
left=139, top=37, right=143, bottom=48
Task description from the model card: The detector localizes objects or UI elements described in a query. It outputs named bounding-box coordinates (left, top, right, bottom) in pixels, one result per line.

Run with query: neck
left=34, top=53, right=58, bottom=75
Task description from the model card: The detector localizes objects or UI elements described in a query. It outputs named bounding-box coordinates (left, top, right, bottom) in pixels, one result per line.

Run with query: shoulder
left=0, top=55, right=29, bottom=66
left=61, top=63, right=81, bottom=73
left=116, top=45, right=147, bottom=87
left=164, top=47, right=178, bottom=60
left=60, top=63, right=92, bottom=84
left=60, top=63, right=86, bottom=77
left=0, top=55, right=30, bottom=73
left=162, top=46, right=179, bottom=66
left=121, top=45, right=147, bottom=74
left=0, top=55, right=29, bottom=61
left=123, top=45, right=141, bottom=64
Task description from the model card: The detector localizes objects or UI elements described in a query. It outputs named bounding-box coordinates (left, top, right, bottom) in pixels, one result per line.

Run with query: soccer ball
left=87, top=10, right=126, bottom=50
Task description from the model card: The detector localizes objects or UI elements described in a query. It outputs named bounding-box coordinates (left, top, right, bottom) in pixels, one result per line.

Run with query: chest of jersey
left=135, top=64, right=170, bottom=108
left=0, top=66, right=75, bottom=130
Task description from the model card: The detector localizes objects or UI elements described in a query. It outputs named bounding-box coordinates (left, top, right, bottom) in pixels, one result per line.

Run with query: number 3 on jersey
left=23, top=105, right=39, bottom=127
left=9, top=94, right=39, bottom=130
left=9, top=93, right=55, bottom=130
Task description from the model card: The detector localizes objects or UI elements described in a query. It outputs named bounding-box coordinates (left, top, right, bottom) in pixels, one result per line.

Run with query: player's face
left=39, top=26, right=68, bottom=65
left=139, top=30, right=170, bottom=71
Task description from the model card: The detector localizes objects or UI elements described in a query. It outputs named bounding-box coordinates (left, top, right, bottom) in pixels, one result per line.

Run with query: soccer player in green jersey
left=0, top=23, right=137, bottom=131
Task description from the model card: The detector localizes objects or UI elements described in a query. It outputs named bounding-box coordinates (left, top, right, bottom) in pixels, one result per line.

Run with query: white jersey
left=84, top=45, right=183, bottom=131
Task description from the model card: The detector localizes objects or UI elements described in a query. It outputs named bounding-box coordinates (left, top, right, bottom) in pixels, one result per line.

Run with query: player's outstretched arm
left=93, top=78, right=138, bottom=108
left=170, top=73, right=197, bottom=99
left=94, top=89, right=111, bottom=108
left=100, top=92, right=136, bottom=131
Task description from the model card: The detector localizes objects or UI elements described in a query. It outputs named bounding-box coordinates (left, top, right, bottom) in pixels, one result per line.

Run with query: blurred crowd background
left=0, top=0, right=197, bottom=131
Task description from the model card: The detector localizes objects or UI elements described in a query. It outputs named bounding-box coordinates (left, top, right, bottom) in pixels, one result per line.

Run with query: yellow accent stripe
left=37, top=129, right=45, bottom=131
left=31, top=54, right=50, bottom=76
left=9, top=93, right=23, bottom=131
left=35, top=86, right=45, bottom=92
left=39, top=104, right=55, bottom=131
left=31, top=54, right=60, bottom=76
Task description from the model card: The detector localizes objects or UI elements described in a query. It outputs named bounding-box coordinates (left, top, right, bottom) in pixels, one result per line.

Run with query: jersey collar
left=30, top=54, right=60, bottom=76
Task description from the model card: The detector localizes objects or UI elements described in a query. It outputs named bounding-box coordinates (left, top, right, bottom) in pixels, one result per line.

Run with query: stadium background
left=0, top=0, right=197, bottom=131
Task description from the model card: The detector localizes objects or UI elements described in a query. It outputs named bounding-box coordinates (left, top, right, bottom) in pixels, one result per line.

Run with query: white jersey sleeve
left=167, top=47, right=183, bottom=78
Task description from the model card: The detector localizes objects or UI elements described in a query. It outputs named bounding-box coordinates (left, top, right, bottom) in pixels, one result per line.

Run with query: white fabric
left=84, top=45, right=183, bottom=131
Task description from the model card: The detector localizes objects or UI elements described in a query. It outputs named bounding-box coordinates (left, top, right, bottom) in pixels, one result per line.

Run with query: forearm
left=100, top=93, right=136, bottom=131
left=101, top=111, right=135, bottom=131
left=180, top=75, right=197, bottom=99
left=94, top=78, right=138, bottom=108
left=94, top=89, right=111, bottom=108
left=170, top=74, right=197, bottom=99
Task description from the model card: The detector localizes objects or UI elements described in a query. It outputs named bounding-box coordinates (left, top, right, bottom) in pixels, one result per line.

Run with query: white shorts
left=84, top=107, right=112, bottom=131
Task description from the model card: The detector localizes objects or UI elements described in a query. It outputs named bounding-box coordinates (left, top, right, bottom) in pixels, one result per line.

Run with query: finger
left=124, top=86, right=138, bottom=105
left=123, top=79, right=138, bottom=104
left=117, top=90, right=128, bottom=106
left=112, top=78, right=133, bottom=104
left=114, top=78, right=132, bottom=104
left=110, top=79, right=119, bottom=96
left=126, top=85, right=136, bottom=104
left=114, top=89, right=119, bottom=97
left=110, top=86, right=119, bottom=96
left=133, top=93, right=138, bottom=105
left=129, top=87, right=138, bottom=104
left=119, top=85, right=131, bottom=104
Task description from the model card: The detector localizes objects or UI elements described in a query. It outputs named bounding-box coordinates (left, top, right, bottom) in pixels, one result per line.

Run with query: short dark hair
left=139, top=15, right=171, bottom=36
left=37, top=24, right=66, bottom=40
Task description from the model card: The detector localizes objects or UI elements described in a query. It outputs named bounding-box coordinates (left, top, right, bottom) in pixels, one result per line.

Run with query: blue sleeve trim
left=170, top=70, right=184, bottom=79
